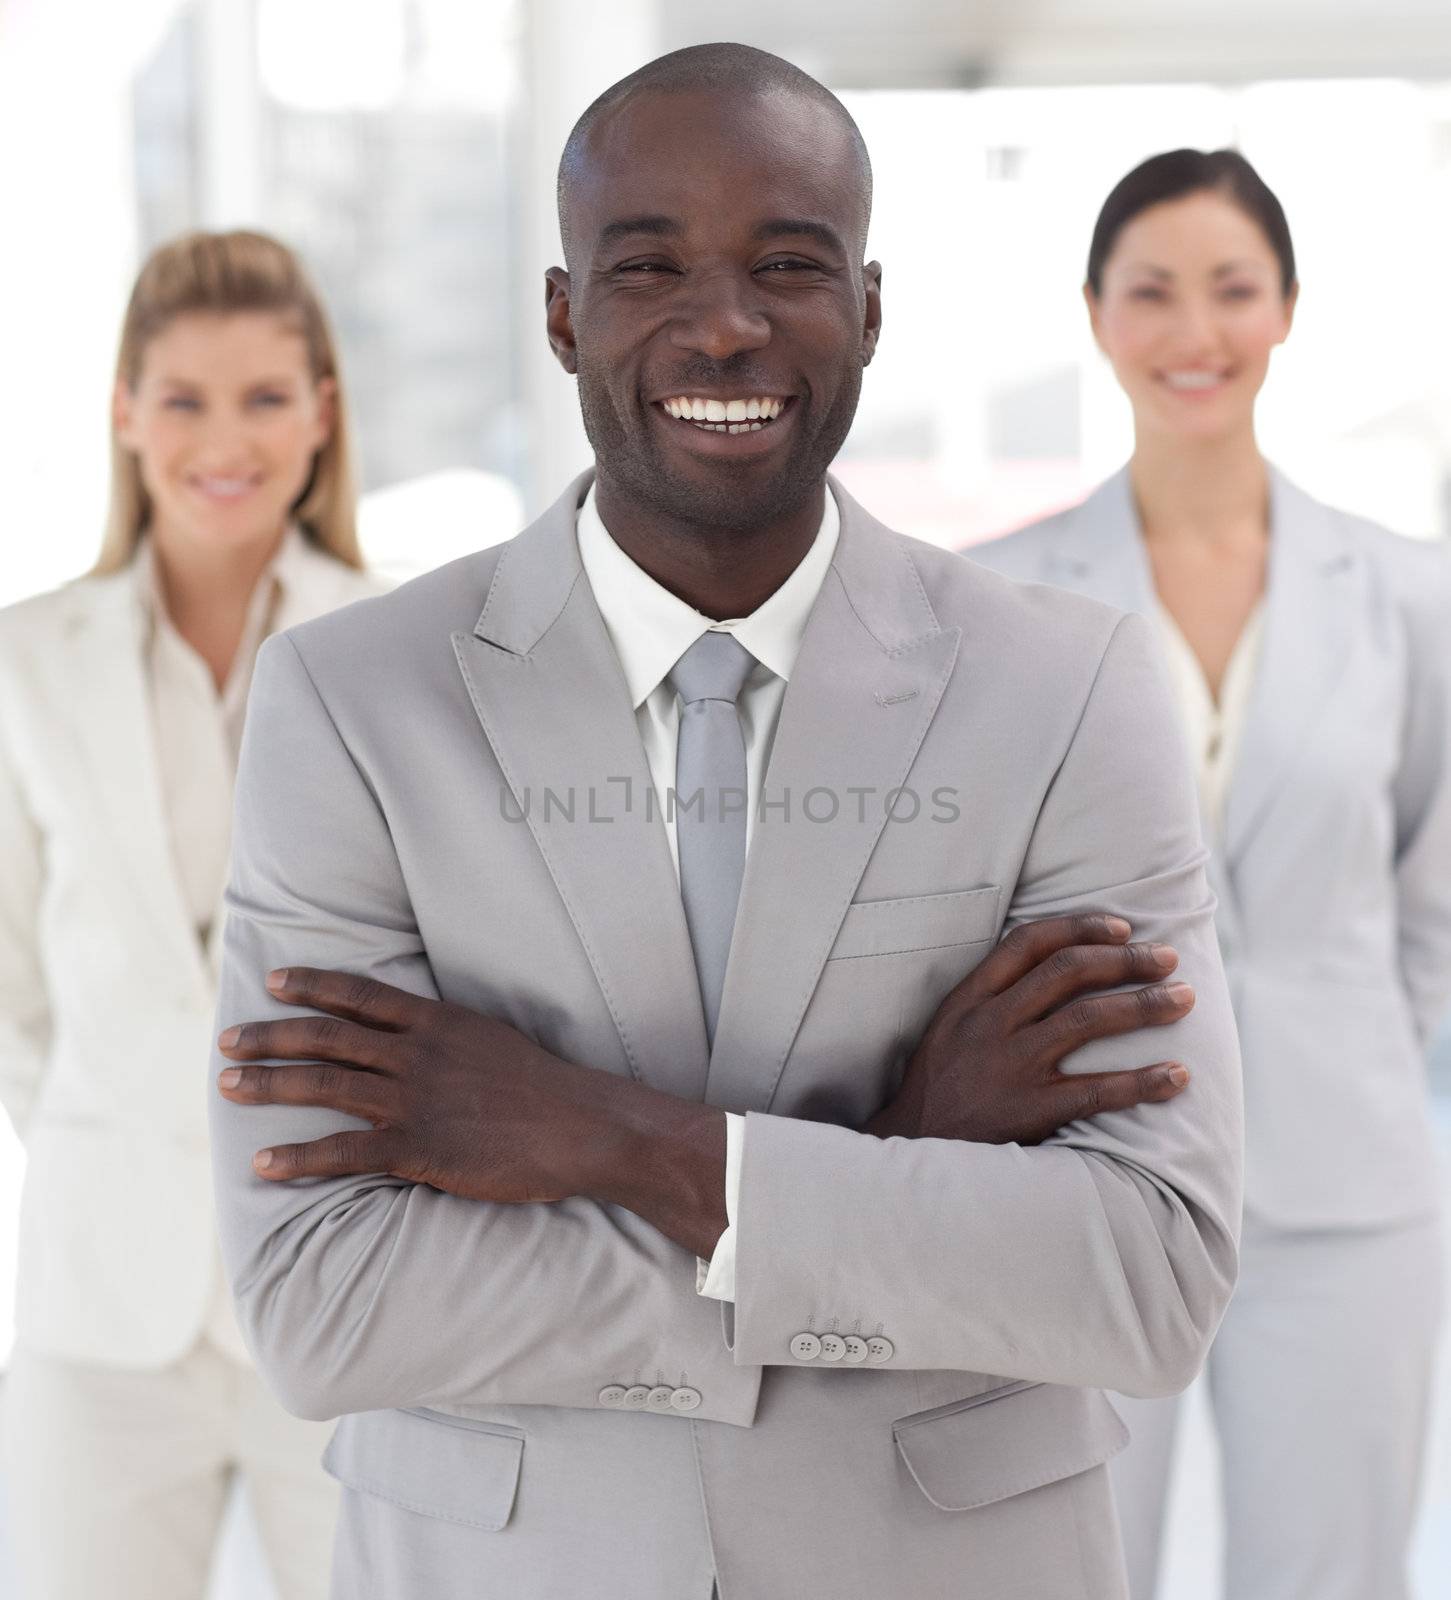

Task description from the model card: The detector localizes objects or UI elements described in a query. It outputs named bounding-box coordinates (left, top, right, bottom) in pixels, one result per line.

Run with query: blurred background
left=2, top=0, right=1450, bottom=1594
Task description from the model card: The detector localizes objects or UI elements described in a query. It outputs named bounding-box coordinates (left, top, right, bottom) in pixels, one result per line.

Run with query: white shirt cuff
left=695, top=1111, right=743, bottom=1302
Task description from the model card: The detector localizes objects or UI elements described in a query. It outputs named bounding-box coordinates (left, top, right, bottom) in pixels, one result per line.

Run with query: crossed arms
left=208, top=616, right=1242, bottom=1423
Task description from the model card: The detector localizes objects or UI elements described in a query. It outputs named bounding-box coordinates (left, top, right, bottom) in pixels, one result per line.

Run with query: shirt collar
left=574, top=483, right=840, bottom=710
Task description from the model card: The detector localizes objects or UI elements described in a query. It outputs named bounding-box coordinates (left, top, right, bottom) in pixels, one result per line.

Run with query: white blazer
left=973, top=466, right=1451, bottom=1230
left=0, top=537, right=385, bottom=1367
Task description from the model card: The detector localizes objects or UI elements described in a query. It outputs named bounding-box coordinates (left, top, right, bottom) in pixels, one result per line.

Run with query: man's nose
left=668, top=271, right=771, bottom=361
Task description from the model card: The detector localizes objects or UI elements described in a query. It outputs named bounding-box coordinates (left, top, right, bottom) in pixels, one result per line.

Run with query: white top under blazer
left=1153, top=596, right=1264, bottom=841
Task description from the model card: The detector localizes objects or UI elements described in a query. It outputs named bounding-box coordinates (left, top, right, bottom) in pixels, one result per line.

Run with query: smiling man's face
left=548, top=84, right=881, bottom=534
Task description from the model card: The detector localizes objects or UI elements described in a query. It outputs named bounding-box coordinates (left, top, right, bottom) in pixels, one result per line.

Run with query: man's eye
left=617, top=261, right=675, bottom=274
left=163, top=396, right=201, bottom=410
left=759, top=259, right=815, bottom=273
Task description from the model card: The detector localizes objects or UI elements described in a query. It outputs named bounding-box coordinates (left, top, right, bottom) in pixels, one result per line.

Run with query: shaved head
left=557, top=42, right=873, bottom=267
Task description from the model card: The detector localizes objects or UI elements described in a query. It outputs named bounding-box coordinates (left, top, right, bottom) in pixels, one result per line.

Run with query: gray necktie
left=668, top=632, right=756, bottom=1043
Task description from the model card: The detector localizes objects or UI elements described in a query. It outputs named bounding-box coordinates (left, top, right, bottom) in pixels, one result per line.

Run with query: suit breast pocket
left=783, top=887, right=1001, bottom=1124
left=825, top=885, right=1001, bottom=961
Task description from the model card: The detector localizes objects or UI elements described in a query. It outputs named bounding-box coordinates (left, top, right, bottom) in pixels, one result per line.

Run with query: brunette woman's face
left=113, top=311, right=334, bottom=556
left=1088, top=190, right=1297, bottom=442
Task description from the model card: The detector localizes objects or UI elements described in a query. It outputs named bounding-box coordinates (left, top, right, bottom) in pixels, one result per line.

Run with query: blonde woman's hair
left=95, top=229, right=364, bottom=574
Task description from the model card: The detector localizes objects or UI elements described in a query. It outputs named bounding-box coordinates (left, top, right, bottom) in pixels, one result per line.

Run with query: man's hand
left=865, top=914, right=1194, bottom=1144
left=216, top=968, right=728, bottom=1256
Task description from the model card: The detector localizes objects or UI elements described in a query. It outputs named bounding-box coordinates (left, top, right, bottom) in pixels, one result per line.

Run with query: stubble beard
left=575, top=355, right=863, bottom=537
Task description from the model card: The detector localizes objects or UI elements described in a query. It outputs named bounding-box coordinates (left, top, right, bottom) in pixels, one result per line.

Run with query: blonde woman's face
left=1088, top=191, right=1296, bottom=442
left=113, top=311, right=335, bottom=555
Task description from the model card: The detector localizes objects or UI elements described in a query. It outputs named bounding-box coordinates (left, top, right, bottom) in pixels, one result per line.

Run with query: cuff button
left=597, top=1385, right=627, bottom=1407
left=670, top=1387, right=702, bottom=1412
left=789, top=1332, right=823, bottom=1361
left=818, top=1334, right=846, bottom=1362
left=622, top=1385, right=651, bottom=1408
left=647, top=1386, right=675, bottom=1410
left=842, top=1336, right=868, bottom=1363
left=865, top=1336, right=895, bottom=1364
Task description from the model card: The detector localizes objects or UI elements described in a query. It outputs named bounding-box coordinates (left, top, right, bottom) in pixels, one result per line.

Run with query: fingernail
left=1150, top=944, right=1177, bottom=970
left=1166, top=1065, right=1190, bottom=1087
left=1105, top=917, right=1132, bottom=938
left=218, top=1026, right=241, bottom=1049
left=218, top=1068, right=241, bottom=1089
left=254, top=1150, right=275, bottom=1171
left=265, top=970, right=288, bottom=992
left=1165, top=982, right=1194, bottom=1003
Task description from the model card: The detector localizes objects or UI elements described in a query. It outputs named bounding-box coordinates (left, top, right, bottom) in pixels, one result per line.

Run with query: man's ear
left=860, top=260, right=883, bottom=367
left=545, top=267, right=577, bottom=375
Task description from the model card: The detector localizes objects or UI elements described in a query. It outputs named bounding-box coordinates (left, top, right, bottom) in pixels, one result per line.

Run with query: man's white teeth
left=662, top=396, right=785, bottom=429
left=1164, top=371, right=1225, bottom=391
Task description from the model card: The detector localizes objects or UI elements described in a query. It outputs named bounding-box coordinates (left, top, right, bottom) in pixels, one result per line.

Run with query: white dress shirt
left=135, top=527, right=301, bottom=1361
left=1151, top=596, right=1264, bottom=843
left=575, top=484, right=840, bottom=1302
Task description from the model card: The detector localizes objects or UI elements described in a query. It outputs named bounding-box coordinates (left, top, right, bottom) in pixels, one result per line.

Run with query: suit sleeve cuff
left=695, top=1110, right=743, bottom=1302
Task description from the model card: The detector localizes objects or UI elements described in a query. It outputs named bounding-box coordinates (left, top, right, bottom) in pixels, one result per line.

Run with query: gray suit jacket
left=974, top=466, right=1451, bottom=1230
left=210, top=472, right=1242, bottom=1600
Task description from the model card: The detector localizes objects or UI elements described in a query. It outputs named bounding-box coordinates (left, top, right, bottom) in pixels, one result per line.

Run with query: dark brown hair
left=1086, top=149, right=1296, bottom=298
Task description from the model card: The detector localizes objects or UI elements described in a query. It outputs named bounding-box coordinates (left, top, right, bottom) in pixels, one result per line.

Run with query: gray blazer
left=210, top=471, right=1242, bottom=1600
left=974, top=466, right=1451, bottom=1231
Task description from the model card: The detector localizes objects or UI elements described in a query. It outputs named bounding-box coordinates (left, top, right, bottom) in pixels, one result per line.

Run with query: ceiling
left=664, top=1, right=1451, bottom=87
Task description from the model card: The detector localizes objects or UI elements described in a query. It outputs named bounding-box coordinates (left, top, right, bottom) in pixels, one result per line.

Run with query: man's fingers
left=954, top=914, right=1133, bottom=1007
left=218, top=1013, right=396, bottom=1069
left=1031, top=981, right=1196, bottom=1060
left=252, top=1129, right=399, bottom=1181
left=218, top=1063, right=393, bottom=1122
left=997, top=940, right=1179, bottom=1028
left=262, top=967, right=417, bottom=1031
left=1050, top=1062, right=1191, bottom=1125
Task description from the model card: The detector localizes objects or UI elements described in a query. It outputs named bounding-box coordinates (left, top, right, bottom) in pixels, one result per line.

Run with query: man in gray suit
left=210, top=44, right=1242, bottom=1600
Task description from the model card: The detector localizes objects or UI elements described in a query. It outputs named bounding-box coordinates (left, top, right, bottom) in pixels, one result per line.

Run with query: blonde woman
left=0, top=231, right=387, bottom=1599
left=975, top=151, right=1451, bottom=1600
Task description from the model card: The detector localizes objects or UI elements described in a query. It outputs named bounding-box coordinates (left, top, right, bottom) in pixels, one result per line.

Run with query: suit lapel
left=1042, top=468, right=1158, bottom=615
left=705, top=482, right=961, bottom=1113
left=1030, top=467, right=1245, bottom=913
left=63, top=573, right=212, bottom=993
left=452, top=473, right=712, bottom=1101
left=64, top=540, right=378, bottom=994
left=1222, top=469, right=1358, bottom=865
left=1044, top=466, right=1358, bottom=879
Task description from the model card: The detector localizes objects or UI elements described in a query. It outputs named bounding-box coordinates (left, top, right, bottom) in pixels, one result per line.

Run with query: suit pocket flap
left=323, top=1407, right=523, bottom=1530
left=828, top=885, right=1000, bottom=960
left=894, top=1381, right=1128, bottom=1512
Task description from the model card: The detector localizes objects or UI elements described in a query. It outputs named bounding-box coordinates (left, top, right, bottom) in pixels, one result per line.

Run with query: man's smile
left=658, top=394, right=787, bottom=431
left=649, top=393, right=798, bottom=453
